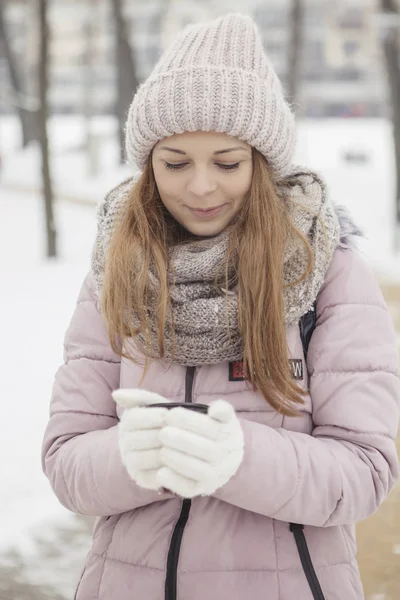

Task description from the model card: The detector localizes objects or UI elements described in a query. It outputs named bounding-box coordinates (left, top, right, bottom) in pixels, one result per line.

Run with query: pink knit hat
left=125, top=13, right=296, bottom=177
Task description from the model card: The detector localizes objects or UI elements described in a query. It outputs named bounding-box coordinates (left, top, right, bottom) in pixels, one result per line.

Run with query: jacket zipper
left=290, top=524, right=326, bottom=600
left=165, top=366, right=196, bottom=600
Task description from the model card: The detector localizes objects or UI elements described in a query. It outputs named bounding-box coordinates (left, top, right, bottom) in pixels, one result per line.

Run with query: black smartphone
left=149, top=402, right=209, bottom=414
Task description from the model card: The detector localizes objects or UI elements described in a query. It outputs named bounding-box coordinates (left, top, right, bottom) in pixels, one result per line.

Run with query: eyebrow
left=158, top=145, right=250, bottom=155
left=214, top=146, right=250, bottom=155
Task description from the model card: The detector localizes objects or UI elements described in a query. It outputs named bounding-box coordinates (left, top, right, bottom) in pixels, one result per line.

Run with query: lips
left=189, top=205, right=226, bottom=219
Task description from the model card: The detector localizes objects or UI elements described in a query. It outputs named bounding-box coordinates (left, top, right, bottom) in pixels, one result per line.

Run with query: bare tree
left=380, top=0, right=400, bottom=246
left=287, top=0, right=305, bottom=112
left=38, top=0, right=56, bottom=257
left=0, top=0, right=36, bottom=145
left=82, top=0, right=99, bottom=175
left=111, top=0, right=139, bottom=163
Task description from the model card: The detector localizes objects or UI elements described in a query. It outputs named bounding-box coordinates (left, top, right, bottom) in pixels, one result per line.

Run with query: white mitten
left=157, top=400, right=244, bottom=498
left=112, top=388, right=170, bottom=491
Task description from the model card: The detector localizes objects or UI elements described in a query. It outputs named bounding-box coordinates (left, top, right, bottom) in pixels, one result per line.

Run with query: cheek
left=158, top=187, right=181, bottom=210
left=153, top=167, right=180, bottom=204
left=225, top=169, right=253, bottom=202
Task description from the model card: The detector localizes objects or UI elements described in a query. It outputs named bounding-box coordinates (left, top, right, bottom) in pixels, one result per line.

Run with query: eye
left=217, top=163, right=240, bottom=171
left=164, top=162, right=188, bottom=171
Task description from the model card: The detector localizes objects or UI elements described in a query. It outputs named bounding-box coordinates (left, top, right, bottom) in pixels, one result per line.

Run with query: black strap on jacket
left=299, top=301, right=317, bottom=362
left=291, top=303, right=326, bottom=600
left=290, top=524, right=326, bottom=600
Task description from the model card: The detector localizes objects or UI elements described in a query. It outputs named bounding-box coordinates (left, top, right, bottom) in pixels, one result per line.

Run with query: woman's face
left=152, top=131, right=253, bottom=237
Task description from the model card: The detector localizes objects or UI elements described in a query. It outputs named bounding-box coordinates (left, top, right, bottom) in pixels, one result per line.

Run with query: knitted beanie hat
left=125, top=13, right=296, bottom=177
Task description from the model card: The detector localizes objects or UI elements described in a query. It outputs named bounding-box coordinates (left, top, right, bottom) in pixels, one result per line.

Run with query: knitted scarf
left=91, top=170, right=345, bottom=366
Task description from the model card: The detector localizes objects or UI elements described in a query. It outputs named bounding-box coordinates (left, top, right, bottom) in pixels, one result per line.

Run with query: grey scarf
left=92, top=170, right=355, bottom=366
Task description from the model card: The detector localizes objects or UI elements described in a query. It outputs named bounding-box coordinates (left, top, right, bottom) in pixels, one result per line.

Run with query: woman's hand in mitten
left=112, top=388, right=170, bottom=491
left=157, top=400, right=244, bottom=498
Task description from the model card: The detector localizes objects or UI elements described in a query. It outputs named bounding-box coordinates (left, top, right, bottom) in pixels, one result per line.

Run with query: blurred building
left=0, top=0, right=394, bottom=117
left=254, top=0, right=385, bottom=117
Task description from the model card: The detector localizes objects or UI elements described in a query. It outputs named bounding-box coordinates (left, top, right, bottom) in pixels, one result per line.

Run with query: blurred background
left=0, top=0, right=399, bottom=598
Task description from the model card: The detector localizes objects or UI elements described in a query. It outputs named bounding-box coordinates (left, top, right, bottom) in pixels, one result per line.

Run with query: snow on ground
left=297, top=118, right=400, bottom=281
left=0, top=115, right=132, bottom=204
left=0, top=188, right=96, bottom=550
left=0, top=115, right=399, bottom=596
left=0, top=187, right=97, bottom=596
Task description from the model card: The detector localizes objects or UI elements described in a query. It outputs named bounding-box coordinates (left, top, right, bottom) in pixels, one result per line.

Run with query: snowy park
left=2, top=0, right=400, bottom=598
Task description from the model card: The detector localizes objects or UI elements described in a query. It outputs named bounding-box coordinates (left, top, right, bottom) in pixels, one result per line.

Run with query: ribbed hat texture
left=125, top=13, right=296, bottom=177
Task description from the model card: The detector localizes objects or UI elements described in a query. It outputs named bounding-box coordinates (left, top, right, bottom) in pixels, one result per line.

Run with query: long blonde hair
left=102, top=150, right=314, bottom=416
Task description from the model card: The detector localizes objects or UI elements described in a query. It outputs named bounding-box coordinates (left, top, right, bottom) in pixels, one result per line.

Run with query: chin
left=183, top=214, right=233, bottom=237
left=185, top=222, right=227, bottom=238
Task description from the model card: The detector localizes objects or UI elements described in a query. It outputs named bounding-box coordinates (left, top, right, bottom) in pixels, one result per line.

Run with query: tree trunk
left=111, top=0, right=139, bottom=164
left=287, top=0, right=304, bottom=112
left=82, top=2, right=99, bottom=175
left=0, top=0, right=36, bottom=145
left=380, top=0, right=400, bottom=245
left=38, top=0, right=56, bottom=258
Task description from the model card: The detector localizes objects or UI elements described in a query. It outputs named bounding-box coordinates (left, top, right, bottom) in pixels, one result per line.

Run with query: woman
left=42, top=13, right=400, bottom=600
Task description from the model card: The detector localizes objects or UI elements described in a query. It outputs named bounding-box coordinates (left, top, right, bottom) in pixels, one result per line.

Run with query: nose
left=186, top=167, right=218, bottom=197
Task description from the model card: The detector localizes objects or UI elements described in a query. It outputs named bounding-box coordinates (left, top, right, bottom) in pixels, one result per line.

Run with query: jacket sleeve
left=214, top=248, right=400, bottom=527
left=42, top=272, right=173, bottom=516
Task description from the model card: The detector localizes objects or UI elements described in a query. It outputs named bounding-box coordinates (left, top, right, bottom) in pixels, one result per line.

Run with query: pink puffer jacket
left=42, top=246, right=400, bottom=600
